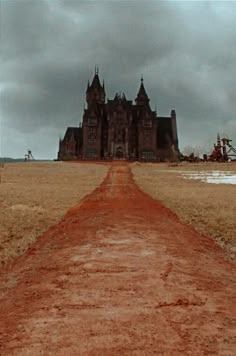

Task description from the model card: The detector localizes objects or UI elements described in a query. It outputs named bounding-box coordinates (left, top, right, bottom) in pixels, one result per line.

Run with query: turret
left=86, top=68, right=106, bottom=106
left=135, top=77, right=150, bottom=106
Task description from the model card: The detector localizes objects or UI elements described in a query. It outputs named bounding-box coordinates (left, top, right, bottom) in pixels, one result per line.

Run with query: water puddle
left=181, top=171, right=236, bottom=185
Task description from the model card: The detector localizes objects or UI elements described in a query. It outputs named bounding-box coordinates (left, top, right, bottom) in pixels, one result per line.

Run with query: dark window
left=88, top=118, right=97, bottom=126
left=88, top=127, right=97, bottom=142
left=143, top=120, right=152, bottom=128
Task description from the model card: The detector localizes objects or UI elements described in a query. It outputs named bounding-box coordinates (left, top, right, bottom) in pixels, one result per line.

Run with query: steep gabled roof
left=91, top=74, right=102, bottom=89
left=87, top=72, right=104, bottom=93
left=137, top=81, right=148, bottom=97
left=135, top=78, right=150, bottom=104
left=62, top=127, right=82, bottom=142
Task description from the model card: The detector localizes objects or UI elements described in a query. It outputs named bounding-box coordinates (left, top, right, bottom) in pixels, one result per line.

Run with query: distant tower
left=86, top=67, right=106, bottom=107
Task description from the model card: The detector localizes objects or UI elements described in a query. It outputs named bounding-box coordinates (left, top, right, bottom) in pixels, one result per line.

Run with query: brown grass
left=0, top=162, right=108, bottom=265
left=131, top=162, right=236, bottom=260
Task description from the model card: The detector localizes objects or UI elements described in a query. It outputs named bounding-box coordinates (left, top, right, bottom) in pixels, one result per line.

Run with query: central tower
left=107, top=92, right=132, bottom=159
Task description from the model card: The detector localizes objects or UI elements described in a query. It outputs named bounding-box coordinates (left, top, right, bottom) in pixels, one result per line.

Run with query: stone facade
left=58, top=70, right=179, bottom=161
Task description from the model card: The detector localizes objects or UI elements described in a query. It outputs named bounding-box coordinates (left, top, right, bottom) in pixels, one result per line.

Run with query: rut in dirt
left=0, top=162, right=235, bottom=355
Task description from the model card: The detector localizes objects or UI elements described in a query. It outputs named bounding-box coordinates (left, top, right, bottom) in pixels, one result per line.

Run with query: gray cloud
left=1, top=0, right=236, bottom=158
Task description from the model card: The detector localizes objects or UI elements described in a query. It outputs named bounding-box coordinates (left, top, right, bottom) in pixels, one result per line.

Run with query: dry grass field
left=132, top=162, right=236, bottom=260
left=1, top=161, right=235, bottom=266
left=0, top=162, right=108, bottom=265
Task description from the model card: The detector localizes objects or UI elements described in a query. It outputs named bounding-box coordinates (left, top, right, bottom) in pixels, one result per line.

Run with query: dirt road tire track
left=0, top=162, right=235, bottom=355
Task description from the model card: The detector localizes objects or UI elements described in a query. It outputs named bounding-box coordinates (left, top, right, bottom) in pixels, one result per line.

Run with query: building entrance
left=115, top=146, right=124, bottom=159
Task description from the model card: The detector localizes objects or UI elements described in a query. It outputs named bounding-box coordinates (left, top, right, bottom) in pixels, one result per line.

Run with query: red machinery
left=209, top=134, right=236, bottom=162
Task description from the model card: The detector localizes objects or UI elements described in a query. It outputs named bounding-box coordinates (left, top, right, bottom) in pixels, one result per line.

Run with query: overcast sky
left=1, top=0, right=236, bottom=159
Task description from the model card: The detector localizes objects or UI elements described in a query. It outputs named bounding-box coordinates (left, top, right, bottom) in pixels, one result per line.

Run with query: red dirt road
left=0, top=163, right=235, bottom=355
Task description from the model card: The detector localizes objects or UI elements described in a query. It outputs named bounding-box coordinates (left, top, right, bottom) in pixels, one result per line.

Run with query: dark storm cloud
left=1, top=0, right=236, bottom=158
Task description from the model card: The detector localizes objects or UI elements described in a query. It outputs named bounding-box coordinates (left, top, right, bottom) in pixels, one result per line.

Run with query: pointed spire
left=90, top=69, right=103, bottom=90
left=138, top=77, right=147, bottom=96
left=87, top=80, right=90, bottom=90
left=135, top=76, right=149, bottom=105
